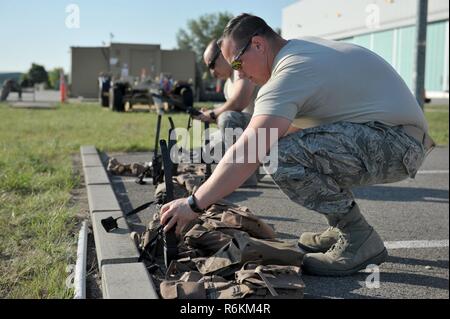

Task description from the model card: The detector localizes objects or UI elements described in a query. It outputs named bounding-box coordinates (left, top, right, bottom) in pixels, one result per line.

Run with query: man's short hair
left=207, top=38, right=221, bottom=59
left=222, top=13, right=279, bottom=48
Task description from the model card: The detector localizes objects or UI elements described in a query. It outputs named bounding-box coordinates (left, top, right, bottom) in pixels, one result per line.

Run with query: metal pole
left=413, top=0, right=428, bottom=110
left=73, top=220, right=88, bottom=299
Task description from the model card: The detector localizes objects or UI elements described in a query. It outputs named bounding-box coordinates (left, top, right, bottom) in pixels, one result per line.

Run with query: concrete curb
left=80, top=145, right=159, bottom=299
left=87, top=185, right=121, bottom=212
left=91, top=211, right=140, bottom=267
left=102, top=263, right=159, bottom=299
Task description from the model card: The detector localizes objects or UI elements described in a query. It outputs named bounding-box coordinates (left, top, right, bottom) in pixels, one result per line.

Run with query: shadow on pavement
left=225, top=190, right=265, bottom=201
left=302, top=273, right=377, bottom=299
left=303, top=268, right=449, bottom=298
left=387, top=255, right=449, bottom=269
left=252, top=183, right=279, bottom=189
left=259, top=216, right=299, bottom=222
left=379, top=271, right=449, bottom=290
left=354, top=185, right=449, bottom=203
left=100, top=151, right=150, bottom=234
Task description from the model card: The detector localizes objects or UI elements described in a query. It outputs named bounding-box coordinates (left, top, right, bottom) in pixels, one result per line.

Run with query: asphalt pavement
left=102, top=145, right=449, bottom=299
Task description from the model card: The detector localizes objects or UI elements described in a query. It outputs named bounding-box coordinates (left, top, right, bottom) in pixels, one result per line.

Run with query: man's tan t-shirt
left=224, top=71, right=259, bottom=114
left=253, top=37, right=428, bottom=132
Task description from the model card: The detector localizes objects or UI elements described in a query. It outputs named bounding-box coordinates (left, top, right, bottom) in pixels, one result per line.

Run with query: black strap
left=101, top=200, right=155, bottom=232
left=160, top=140, right=174, bottom=202
left=160, top=139, right=178, bottom=267
left=123, top=200, right=155, bottom=218
left=168, top=116, right=175, bottom=131
left=154, top=114, right=162, bottom=155
left=135, top=113, right=162, bottom=186
left=204, top=121, right=212, bottom=179
left=138, top=224, right=163, bottom=262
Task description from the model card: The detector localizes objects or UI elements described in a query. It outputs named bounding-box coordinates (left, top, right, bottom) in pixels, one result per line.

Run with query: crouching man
left=198, top=39, right=260, bottom=186
left=160, top=14, right=435, bottom=276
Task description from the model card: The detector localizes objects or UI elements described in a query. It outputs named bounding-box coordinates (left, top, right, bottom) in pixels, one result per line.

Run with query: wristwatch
left=209, top=111, right=217, bottom=121
left=187, top=194, right=204, bottom=213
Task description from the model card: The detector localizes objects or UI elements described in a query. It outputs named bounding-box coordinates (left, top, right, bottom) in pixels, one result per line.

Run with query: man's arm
left=160, top=114, right=292, bottom=234
left=194, top=114, right=290, bottom=208
left=196, top=78, right=257, bottom=123
left=214, top=78, right=257, bottom=116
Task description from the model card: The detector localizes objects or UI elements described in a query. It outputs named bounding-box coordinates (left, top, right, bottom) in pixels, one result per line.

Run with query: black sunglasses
left=231, top=30, right=260, bottom=71
left=207, top=49, right=221, bottom=70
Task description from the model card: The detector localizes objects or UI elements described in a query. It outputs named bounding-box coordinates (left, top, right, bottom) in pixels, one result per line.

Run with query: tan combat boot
left=302, top=203, right=388, bottom=276
left=298, top=221, right=340, bottom=253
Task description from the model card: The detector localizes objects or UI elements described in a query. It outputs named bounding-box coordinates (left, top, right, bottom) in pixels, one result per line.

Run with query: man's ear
left=253, top=36, right=265, bottom=52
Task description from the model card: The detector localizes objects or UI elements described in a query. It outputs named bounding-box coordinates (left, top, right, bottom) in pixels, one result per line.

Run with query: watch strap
left=187, top=195, right=204, bottom=213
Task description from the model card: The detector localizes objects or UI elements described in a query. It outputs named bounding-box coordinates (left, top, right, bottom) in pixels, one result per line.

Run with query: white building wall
left=282, top=0, right=449, bottom=40
left=282, top=0, right=449, bottom=97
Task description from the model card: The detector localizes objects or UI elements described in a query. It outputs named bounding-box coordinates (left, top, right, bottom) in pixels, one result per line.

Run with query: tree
left=176, top=12, right=234, bottom=99
left=27, top=63, right=49, bottom=87
left=48, top=68, right=66, bottom=90
left=19, top=73, right=33, bottom=88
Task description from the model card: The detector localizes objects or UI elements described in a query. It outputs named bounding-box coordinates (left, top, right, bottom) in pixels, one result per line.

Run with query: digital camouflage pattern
left=217, top=111, right=252, bottom=141
left=216, top=111, right=258, bottom=186
left=271, top=121, right=428, bottom=216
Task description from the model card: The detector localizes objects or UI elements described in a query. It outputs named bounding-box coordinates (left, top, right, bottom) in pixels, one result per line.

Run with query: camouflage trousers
left=271, top=121, right=427, bottom=216
left=217, top=111, right=252, bottom=137
left=216, top=111, right=253, bottom=150
left=210, top=111, right=252, bottom=156
left=216, top=111, right=258, bottom=186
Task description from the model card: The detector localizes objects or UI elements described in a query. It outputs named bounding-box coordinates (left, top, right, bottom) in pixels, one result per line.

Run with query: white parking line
left=416, top=170, right=449, bottom=175
left=384, top=240, right=449, bottom=249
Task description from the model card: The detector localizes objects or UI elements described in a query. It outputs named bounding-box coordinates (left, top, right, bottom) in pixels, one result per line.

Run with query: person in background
left=199, top=39, right=260, bottom=186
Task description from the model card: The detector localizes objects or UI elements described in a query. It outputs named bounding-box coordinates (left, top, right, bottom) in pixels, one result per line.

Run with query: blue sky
left=0, top=0, right=297, bottom=73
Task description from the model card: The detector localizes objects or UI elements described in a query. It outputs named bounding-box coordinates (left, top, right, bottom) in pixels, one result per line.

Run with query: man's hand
left=193, top=110, right=215, bottom=123
left=160, top=198, right=199, bottom=236
left=284, top=125, right=303, bottom=136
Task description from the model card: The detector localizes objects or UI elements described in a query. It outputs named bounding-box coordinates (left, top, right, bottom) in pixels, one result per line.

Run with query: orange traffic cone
left=215, top=79, right=222, bottom=93
left=60, top=70, right=67, bottom=103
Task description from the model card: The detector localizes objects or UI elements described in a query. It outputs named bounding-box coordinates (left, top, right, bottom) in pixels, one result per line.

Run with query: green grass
left=424, top=105, right=449, bottom=146
left=0, top=102, right=191, bottom=298
left=0, top=101, right=447, bottom=298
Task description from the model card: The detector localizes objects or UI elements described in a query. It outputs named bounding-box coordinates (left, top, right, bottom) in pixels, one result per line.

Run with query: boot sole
left=303, top=248, right=389, bottom=277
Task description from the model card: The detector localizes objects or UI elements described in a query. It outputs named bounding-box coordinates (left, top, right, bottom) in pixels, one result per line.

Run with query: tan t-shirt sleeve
left=253, top=55, right=318, bottom=122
